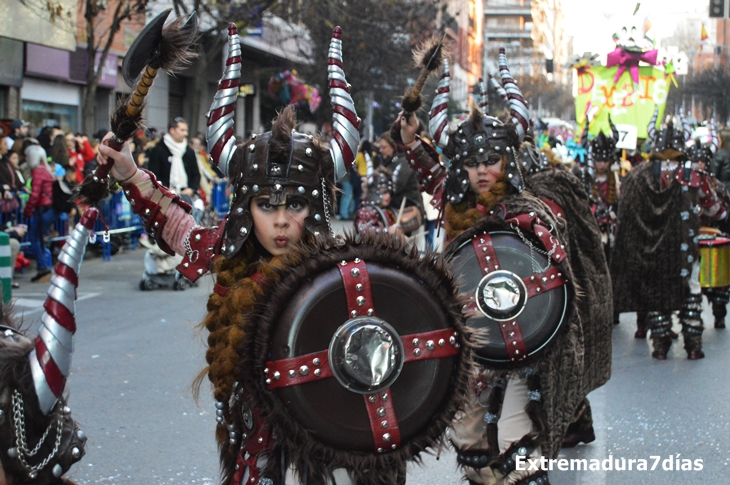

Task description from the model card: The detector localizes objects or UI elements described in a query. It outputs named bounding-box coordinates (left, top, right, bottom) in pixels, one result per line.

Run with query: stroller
left=139, top=241, right=191, bottom=291
left=138, top=194, right=203, bottom=291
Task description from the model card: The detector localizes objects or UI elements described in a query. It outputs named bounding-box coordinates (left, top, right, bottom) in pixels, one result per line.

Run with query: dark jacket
left=0, top=160, right=25, bottom=194
left=146, top=139, right=200, bottom=191
left=713, top=148, right=730, bottom=191
left=380, top=153, right=423, bottom=214
left=53, top=179, right=77, bottom=214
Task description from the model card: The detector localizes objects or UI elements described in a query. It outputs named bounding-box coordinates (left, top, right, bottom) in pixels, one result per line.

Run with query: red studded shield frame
left=264, top=259, right=460, bottom=453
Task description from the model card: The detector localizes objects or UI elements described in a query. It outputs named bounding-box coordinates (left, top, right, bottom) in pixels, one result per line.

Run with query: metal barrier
left=5, top=180, right=231, bottom=264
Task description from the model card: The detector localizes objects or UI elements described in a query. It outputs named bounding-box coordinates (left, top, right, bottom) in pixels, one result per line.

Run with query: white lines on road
left=12, top=292, right=101, bottom=316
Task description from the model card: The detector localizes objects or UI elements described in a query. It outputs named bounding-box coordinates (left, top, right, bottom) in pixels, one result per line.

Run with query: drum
left=446, top=230, right=570, bottom=366
left=699, top=236, right=730, bottom=288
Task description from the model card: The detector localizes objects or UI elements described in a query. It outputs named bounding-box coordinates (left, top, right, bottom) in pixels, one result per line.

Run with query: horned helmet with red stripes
left=206, top=25, right=359, bottom=258
left=429, top=48, right=530, bottom=205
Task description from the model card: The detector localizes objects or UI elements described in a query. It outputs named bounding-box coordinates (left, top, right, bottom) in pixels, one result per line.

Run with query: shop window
left=22, top=100, right=78, bottom=134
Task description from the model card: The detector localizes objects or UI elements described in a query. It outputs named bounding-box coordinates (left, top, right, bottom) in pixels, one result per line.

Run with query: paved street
left=10, top=239, right=730, bottom=485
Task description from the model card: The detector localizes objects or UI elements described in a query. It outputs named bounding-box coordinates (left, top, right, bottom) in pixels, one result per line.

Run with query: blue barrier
left=5, top=182, right=230, bottom=265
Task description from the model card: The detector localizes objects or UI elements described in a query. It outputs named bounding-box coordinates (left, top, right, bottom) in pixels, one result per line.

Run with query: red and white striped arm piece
left=488, top=74, right=508, bottom=101
left=206, top=23, right=241, bottom=178
left=477, top=77, right=489, bottom=113
left=498, top=48, right=530, bottom=141
left=29, top=208, right=98, bottom=414
left=328, top=26, right=360, bottom=181
left=429, top=59, right=450, bottom=148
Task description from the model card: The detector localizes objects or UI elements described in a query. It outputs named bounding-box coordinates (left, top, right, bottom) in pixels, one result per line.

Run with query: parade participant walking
left=404, top=50, right=587, bottom=484
left=687, top=119, right=730, bottom=329
left=95, top=25, right=470, bottom=485
left=611, top=109, right=727, bottom=360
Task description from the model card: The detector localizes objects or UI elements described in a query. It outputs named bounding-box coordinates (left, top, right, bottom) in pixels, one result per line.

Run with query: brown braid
left=194, top=241, right=285, bottom=404
left=444, top=169, right=512, bottom=240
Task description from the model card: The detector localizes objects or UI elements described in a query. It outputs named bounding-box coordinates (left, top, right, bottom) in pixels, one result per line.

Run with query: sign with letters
left=575, top=65, right=670, bottom=139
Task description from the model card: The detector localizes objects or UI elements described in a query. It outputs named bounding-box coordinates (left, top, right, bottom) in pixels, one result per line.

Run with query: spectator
left=65, top=133, right=96, bottom=183
left=3, top=224, right=27, bottom=288
left=0, top=151, right=25, bottom=226
left=147, top=117, right=200, bottom=196
left=53, top=165, right=78, bottom=220
left=23, top=144, right=56, bottom=283
left=375, top=131, right=423, bottom=215
left=50, top=132, right=70, bottom=169
left=5, top=119, right=30, bottom=153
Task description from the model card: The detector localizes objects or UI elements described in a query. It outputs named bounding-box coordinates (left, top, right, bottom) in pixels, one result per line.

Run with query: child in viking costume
left=96, top=26, right=472, bottom=485
left=400, top=50, right=585, bottom=485
left=611, top=109, right=727, bottom=360
left=0, top=209, right=97, bottom=485
left=686, top=119, right=730, bottom=329
left=354, top=167, right=399, bottom=235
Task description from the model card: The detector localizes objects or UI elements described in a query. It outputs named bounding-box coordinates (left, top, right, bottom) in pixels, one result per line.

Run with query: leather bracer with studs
left=403, top=136, right=446, bottom=195
left=176, top=220, right=227, bottom=282
left=120, top=169, right=192, bottom=255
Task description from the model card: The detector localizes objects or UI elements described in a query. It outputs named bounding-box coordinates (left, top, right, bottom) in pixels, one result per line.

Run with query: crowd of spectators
left=0, top=117, right=223, bottom=288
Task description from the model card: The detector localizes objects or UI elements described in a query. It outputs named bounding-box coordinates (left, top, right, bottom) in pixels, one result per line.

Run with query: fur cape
left=526, top=166, right=612, bottom=395
left=443, top=191, right=585, bottom=459
left=234, top=232, right=474, bottom=485
left=611, top=161, right=699, bottom=313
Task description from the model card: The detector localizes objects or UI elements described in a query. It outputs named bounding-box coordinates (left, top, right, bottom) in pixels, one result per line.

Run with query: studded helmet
left=590, top=116, right=619, bottom=163
left=205, top=25, right=359, bottom=259
left=687, top=117, right=720, bottom=169
left=429, top=48, right=529, bottom=205
left=646, top=106, right=690, bottom=161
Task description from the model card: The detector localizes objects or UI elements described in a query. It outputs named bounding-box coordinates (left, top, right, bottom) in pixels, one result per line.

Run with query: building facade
left=483, top=0, right=566, bottom=82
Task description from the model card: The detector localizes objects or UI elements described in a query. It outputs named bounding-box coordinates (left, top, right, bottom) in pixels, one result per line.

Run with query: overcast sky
left=562, top=0, right=711, bottom=55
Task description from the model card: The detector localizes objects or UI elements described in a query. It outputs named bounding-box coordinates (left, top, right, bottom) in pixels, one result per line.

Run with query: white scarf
left=164, top=133, right=188, bottom=192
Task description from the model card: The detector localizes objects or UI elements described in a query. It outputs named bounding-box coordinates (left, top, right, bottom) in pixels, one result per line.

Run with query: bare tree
left=171, top=0, right=281, bottom=136
left=79, top=1, right=149, bottom=136
left=269, top=0, right=442, bottom=130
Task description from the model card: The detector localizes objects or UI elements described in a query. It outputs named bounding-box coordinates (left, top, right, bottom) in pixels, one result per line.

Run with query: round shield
left=355, top=205, right=395, bottom=234
left=446, top=230, right=568, bottom=366
left=248, top=236, right=470, bottom=465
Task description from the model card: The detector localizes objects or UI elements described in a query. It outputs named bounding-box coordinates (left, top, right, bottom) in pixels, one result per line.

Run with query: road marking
left=13, top=292, right=101, bottom=316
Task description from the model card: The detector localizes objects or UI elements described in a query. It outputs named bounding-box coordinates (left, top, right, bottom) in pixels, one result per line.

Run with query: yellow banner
left=575, top=65, right=670, bottom=140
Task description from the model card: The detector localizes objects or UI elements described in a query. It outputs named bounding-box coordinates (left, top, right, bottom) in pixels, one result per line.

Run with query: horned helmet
left=205, top=25, right=359, bottom=258
left=428, top=48, right=530, bottom=205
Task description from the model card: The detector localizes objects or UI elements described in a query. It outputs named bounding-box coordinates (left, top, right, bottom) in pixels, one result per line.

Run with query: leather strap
left=472, top=233, right=501, bottom=274
left=364, top=388, right=401, bottom=452
left=522, top=266, right=566, bottom=298
left=266, top=328, right=459, bottom=390
left=506, top=213, right=567, bottom=264
left=401, top=328, right=460, bottom=362
left=497, top=319, right=529, bottom=362
left=541, top=197, right=565, bottom=220
left=337, top=259, right=375, bottom=318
